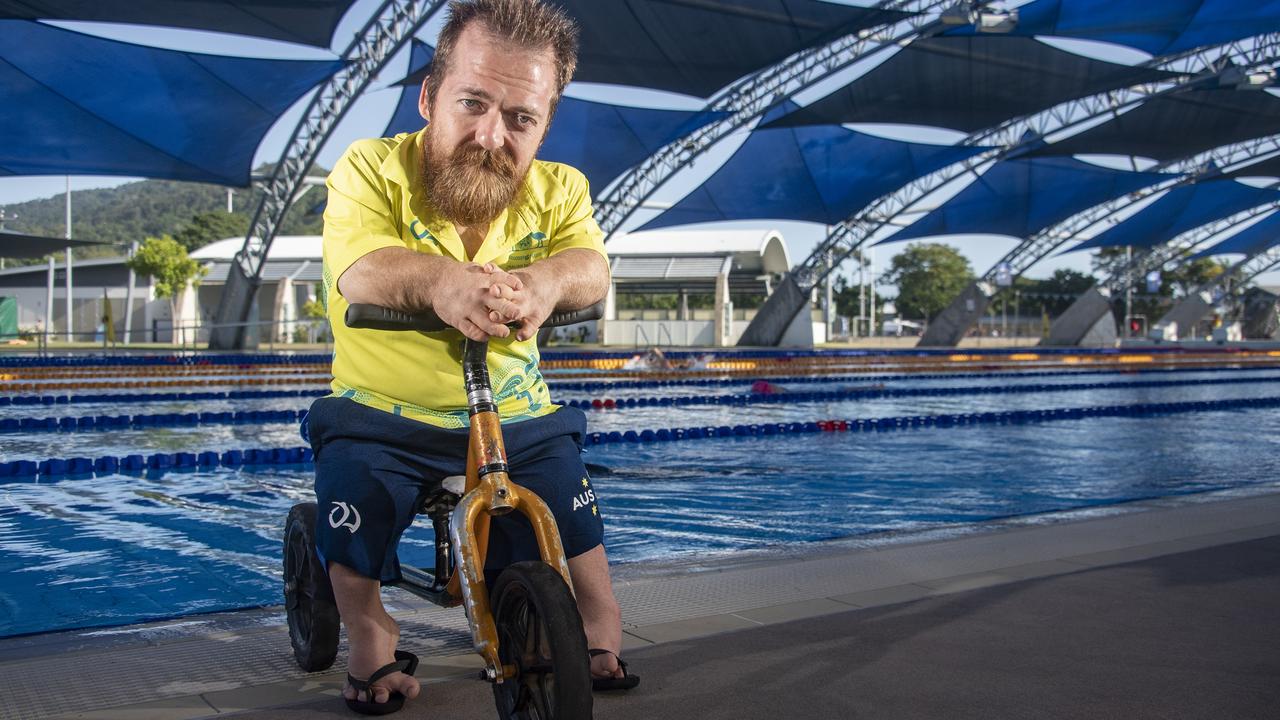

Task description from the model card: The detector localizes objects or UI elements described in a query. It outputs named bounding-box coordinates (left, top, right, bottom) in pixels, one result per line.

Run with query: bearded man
left=309, top=0, right=636, bottom=713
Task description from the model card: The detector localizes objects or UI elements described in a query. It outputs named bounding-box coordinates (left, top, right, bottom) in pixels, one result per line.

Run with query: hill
left=0, top=170, right=328, bottom=264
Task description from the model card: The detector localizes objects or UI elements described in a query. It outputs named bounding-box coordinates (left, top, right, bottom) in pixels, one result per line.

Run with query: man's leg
left=330, top=562, right=422, bottom=704
left=567, top=544, right=626, bottom=679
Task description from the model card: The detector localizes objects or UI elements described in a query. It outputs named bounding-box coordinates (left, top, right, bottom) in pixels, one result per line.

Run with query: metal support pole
left=858, top=249, right=866, bottom=337
left=123, top=240, right=138, bottom=344
left=45, top=256, right=54, bottom=341
left=1124, top=246, right=1133, bottom=337
left=65, top=176, right=73, bottom=344
left=824, top=248, right=833, bottom=341
left=869, top=248, right=876, bottom=336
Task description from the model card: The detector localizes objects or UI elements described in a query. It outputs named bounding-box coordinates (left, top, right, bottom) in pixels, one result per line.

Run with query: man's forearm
left=337, top=247, right=456, bottom=313
left=515, top=248, right=611, bottom=312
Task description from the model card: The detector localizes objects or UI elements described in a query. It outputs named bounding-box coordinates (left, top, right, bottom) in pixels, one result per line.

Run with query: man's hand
left=482, top=266, right=558, bottom=342
left=430, top=262, right=524, bottom=341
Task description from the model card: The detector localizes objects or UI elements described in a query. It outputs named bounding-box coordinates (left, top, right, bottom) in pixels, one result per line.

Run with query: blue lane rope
left=3, top=374, right=1278, bottom=431
left=0, top=409, right=303, bottom=434
left=581, top=395, right=1280, bottom=446
left=5, top=395, right=1279, bottom=483
left=0, top=345, right=1266, bottom=369
left=0, top=446, right=314, bottom=482
left=0, top=353, right=331, bottom=369
left=548, top=363, right=1280, bottom=393
left=0, top=389, right=324, bottom=408
left=568, top=374, right=1280, bottom=411
left=6, top=365, right=1279, bottom=408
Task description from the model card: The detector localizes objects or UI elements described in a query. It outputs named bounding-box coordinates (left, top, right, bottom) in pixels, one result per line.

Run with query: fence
left=0, top=317, right=333, bottom=355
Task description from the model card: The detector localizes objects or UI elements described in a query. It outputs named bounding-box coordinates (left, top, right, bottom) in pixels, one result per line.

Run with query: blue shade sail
left=394, top=0, right=910, bottom=98
left=0, top=0, right=358, bottom=48
left=386, top=42, right=727, bottom=191
left=883, top=157, right=1171, bottom=244
left=1030, top=89, right=1280, bottom=162
left=1226, top=155, right=1280, bottom=178
left=945, top=0, right=1280, bottom=56
left=0, top=21, right=344, bottom=185
left=765, top=36, right=1180, bottom=133
left=1070, top=180, right=1280, bottom=251
left=639, top=113, right=990, bottom=230
left=381, top=41, right=435, bottom=137
left=1189, top=211, right=1280, bottom=258
left=0, top=230, right=107, bottom=258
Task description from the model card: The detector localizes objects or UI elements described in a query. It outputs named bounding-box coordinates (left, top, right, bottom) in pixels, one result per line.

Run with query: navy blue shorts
left=306, top=397, right=605, bottom=583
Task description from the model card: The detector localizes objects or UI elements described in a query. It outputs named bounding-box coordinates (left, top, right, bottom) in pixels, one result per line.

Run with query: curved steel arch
left=594, top=0, right=970, bottom=238
left=209, top=0, right=445, bottom=349
left=737, top=32, right=1280, bottom=346
left=1044, top=194, right=1280, bottom=345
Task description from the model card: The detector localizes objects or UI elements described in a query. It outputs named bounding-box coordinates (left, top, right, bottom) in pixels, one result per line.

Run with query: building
left=0, top=229, right=813, bottom=346
left=603, top=228, right=817, bottom=346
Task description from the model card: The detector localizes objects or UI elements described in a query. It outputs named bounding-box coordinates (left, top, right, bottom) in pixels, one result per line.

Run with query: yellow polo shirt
left=321, top=130, right=608, bottom=428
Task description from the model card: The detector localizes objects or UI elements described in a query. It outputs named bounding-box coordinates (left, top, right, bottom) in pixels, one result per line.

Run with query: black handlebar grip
left=345, top=300, right=605, bottom=332
left=543, top=300, right=605, bottom=327
left=344, top=304, right=450, bottom=332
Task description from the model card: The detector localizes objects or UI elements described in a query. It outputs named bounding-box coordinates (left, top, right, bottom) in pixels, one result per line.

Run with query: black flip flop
left=345, top=650, right=420, bottom=716
left=589, top=648, right=640, bottom=691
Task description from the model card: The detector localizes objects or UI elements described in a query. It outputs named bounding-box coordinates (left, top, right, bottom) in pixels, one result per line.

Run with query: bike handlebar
left=344, top=300, right=605, bottom=333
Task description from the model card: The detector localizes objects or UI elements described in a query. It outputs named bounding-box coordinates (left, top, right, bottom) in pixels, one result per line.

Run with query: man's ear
left=418, top=76, right=431, bottom=123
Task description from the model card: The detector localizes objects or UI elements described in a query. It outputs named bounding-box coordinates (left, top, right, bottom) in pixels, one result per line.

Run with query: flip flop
left=589, top=648, right=640, bottom=691
left=345, top=650, right=420, bottom=716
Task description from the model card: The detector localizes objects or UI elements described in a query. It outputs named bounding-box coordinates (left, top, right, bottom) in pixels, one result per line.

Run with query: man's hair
left=426, top=0, right=579, bottom=117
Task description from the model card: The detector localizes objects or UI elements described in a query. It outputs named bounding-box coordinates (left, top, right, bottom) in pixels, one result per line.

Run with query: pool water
left=2, top=367, right=1279, bottom=638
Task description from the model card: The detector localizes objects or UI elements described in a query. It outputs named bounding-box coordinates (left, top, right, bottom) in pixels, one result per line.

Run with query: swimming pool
left=2, top=359, right=1279, bottom=638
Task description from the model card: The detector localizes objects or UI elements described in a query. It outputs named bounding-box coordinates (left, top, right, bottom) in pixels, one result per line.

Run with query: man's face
left=419, top=23, right=556, bottom=227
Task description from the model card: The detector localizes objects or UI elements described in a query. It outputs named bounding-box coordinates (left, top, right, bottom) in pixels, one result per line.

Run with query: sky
left=2, top=0, right=1276, bottom=289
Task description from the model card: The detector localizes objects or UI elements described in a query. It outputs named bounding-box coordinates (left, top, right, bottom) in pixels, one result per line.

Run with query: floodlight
left=976, top=9, right=1018, bottom=34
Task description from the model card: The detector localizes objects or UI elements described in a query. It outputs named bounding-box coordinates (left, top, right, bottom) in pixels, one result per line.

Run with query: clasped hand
left=430, top=262, right=552, bottom=342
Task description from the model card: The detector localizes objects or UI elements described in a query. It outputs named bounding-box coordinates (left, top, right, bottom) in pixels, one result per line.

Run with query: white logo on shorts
left=328, top=501, right=362, bottom=534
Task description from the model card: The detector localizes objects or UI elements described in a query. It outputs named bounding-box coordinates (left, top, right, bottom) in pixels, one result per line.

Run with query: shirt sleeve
left=322, top=140, right=406, bottom=299
left=547, top=167, right=608, bottom=264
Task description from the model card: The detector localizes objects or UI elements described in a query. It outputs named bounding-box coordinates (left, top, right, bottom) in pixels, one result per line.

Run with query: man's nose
left=473, top=111, right=505, bottom=152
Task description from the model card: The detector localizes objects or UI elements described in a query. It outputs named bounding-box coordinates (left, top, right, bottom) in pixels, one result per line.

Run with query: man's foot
left=343, top=652, right=421, bottom=706
left=589, top=648, right=640, bottom=691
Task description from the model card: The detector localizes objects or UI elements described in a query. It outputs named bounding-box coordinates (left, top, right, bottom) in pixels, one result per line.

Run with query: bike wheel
left=490, top=561, right=592, bottom=720
left=283, top=502, right=340, bottom=672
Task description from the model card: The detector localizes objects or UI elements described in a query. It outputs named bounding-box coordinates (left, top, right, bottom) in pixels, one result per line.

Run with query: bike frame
left=446, top=335, right=576, bottom=681
left=342, top=301, right=600, bottom=683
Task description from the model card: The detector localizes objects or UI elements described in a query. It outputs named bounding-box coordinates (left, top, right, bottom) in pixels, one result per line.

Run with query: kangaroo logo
left=328, top=501, right=362, bottom=534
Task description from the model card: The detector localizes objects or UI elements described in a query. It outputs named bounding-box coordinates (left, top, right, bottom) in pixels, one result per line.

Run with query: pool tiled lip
left=1, top=488, right=1278, bottom=720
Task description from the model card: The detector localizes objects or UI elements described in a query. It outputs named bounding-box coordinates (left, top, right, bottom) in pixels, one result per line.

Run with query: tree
left=127, top=235, right=208, bottom=342
left=1025, top=268, right=1096, bottom=316
left=881, top=243, right=974, bottom=320
left=173, top=211, right=249, bottom=251
left=1164, top=257, right=1227, bottom=297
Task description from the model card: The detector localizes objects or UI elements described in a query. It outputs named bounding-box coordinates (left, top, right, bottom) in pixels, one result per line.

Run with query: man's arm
left=485, top=248, right=610, bottom=341
left=338, top=247, right=524, bottom=341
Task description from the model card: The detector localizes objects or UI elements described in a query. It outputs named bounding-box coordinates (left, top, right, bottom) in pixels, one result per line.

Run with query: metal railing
left=0, top=318, right=334, bottom=355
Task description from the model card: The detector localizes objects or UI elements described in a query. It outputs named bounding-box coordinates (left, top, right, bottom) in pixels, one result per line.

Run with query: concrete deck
left=3, top=488, right=1278, bottom=720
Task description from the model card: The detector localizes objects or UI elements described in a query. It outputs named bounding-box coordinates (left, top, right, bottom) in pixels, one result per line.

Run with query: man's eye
left=517, top=115, right=535, bottom=127
left=461, top=98, right=480, bottom=110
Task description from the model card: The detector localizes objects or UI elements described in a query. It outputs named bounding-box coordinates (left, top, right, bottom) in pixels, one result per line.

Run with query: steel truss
left=989, top=133, right=1280, bottom=287
left=802, top=33, right=1280, bottom=291
left=1152, top=213, right=1280, bottom=330
left=210, top=0, right=444, bottom=349
left=739, top=32, right=1280, bottom=345
left=1109, top=199, right=1280, bottom=294
left=594, top=0, right=966, bottom=238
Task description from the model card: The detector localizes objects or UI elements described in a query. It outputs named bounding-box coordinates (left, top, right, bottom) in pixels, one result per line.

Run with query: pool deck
left=3, top=488, right=1278, bottom=720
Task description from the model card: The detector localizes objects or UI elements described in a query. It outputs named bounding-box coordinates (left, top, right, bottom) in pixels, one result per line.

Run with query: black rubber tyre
left=283, top=502, right=340, bottom=672
left=490, top=561, right=593, bottom=720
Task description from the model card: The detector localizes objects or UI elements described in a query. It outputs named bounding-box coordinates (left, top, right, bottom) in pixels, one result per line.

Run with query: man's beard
left=421, top=128, right=525, bottom=227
